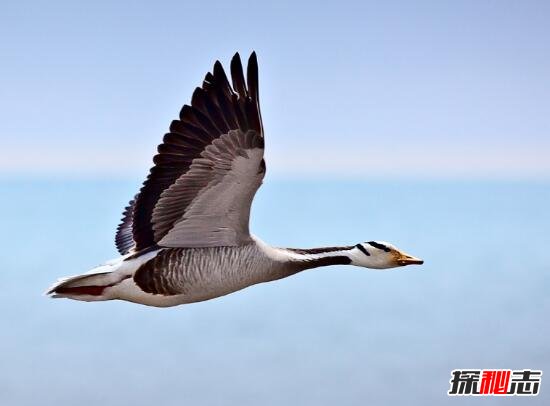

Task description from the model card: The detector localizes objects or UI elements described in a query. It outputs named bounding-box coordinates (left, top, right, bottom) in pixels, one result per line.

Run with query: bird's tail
left=46, top=260, right=127, bottom=302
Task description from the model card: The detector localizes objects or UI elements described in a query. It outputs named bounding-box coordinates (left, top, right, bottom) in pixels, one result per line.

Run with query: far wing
left=114, top=197, right=136, bottom=255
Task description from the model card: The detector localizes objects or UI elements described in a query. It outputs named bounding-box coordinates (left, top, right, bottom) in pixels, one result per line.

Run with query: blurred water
left=1, top=178, right=549, bottom=405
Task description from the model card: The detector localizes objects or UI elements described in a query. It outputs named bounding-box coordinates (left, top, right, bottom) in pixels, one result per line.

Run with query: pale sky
left=1, top=0, right=549, bottom=179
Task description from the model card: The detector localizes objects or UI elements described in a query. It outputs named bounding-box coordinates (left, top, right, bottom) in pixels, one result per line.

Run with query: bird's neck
left=281, top=246, right=354, bottom=269
left=253, top=236, right=358, bottom=271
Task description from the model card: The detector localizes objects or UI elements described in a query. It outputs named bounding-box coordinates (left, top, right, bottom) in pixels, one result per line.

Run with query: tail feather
left=53, top=284, right=110, bottom=297
left=47, top=260, right=128, bottom=301
left=47, top=272, right=117, bottom=295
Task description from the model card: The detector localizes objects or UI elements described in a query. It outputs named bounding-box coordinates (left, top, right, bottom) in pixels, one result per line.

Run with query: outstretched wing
left=114, top=52, right=264, bottom=254
left=153, top=129, right=264, bottom=247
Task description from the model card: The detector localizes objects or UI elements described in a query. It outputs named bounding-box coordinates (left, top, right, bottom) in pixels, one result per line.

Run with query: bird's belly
left=118, top=265, right=265, bottom=307
left=111, top=246, right=277, bottom=307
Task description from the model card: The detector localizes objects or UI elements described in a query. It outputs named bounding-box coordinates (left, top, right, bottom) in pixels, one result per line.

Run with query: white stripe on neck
left=251, top=235, right=351, bottom=262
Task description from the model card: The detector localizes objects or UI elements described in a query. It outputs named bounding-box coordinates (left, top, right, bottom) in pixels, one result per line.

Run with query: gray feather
left=152, top=129, right=265, bottom=247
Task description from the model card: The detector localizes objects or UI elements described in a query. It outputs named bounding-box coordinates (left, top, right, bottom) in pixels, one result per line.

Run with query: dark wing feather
left=247, top=52, right=263, bottom=134
left=115, top=52, right=264, bottom=253
left=230, top=53, right=248, bottom=98
left=115, top=197, right=137, bottom=255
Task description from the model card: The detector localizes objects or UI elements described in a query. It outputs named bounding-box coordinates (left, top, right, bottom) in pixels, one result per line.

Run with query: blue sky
left=1, top=0, right=549, bottom=179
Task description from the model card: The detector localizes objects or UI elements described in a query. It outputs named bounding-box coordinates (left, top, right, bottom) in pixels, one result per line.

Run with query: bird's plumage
left=153, top=129, right=265, bottom=247
left=115, top=197, right=136, bottom=255
left=116, top=52, right=264, bottom=254
left=48, top=52, right=423, bottom=307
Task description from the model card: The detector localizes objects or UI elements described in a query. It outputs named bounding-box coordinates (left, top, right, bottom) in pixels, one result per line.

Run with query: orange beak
left=397, top=254, right=424, bottom=266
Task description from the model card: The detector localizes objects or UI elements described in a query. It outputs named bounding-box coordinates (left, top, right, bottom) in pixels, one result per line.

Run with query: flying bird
left=47, top=52, right=423, bottom=307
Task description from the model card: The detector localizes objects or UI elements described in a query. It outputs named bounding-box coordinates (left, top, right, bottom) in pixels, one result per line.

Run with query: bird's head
left=349, top=241, right=423, bottom=269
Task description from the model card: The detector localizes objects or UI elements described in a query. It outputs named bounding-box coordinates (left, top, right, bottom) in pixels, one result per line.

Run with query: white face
left=349, top=241, right=423, bottom=270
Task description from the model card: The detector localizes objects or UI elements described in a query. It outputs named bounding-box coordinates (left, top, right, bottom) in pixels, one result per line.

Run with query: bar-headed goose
left=47, top=52, right=423, bottom=307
